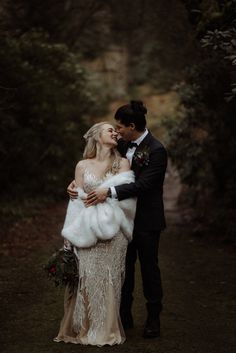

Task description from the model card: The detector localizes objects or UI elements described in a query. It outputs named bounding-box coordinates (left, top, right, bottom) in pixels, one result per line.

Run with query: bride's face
left=99, top=124, right=118, bottom=147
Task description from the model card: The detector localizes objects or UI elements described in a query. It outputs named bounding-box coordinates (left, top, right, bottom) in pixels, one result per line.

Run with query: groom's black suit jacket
left=116, top=131, right=167, bottom=232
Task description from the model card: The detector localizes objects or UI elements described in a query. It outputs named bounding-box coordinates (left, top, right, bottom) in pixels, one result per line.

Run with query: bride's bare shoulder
left=119, top=157, right=130, bottom=172
left=76, top=159, right=92, bottom=167
left=75, top=159, right=90, bottom=173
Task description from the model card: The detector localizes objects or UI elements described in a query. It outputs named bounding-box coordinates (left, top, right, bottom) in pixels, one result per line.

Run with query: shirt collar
left=132, top=128, right=148, bottom=146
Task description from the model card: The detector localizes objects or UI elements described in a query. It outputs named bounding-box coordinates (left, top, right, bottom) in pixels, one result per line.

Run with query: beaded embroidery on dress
left=54, top=170, right=128, bottom=346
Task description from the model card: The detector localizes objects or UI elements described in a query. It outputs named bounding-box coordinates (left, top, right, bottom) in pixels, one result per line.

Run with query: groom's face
left=115, top=120, right=136, bottom=141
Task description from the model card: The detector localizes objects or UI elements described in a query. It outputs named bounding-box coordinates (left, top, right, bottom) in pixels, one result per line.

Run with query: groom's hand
left=84, top=188, right=109, bottom=207
left=67, top=180, right=78, bottom=200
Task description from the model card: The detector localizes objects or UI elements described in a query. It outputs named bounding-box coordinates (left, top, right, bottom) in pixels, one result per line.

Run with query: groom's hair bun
left=130, top=100, right=147, bottom=115
left=114, top=99, right=147, bottom=132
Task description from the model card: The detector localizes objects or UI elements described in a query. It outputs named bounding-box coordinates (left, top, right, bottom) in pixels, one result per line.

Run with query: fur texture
left=62, top=171, right=136, bottom=248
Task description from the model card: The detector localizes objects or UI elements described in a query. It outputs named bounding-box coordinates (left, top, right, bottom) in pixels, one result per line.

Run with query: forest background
left=0, top=0, right=235, bottom=241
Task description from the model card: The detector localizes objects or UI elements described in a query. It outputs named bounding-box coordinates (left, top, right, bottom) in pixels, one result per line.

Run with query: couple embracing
left=54, top=100, right=167, bottom=346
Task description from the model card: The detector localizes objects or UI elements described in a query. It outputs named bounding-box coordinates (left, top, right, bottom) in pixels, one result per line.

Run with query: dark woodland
left=0, top=1, right=235, bottom=352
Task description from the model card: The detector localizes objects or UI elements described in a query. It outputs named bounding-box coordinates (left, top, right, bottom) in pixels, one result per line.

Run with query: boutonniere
left=133, top=146, right=150, bottom=167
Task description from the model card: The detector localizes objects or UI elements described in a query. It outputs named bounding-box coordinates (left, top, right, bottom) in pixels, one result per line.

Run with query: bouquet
left=44, top=248, right=79, bottom=289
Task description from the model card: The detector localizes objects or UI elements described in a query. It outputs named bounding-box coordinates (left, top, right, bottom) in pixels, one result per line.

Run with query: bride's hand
left=84, top=188, right=108, bottom=207
left=67, top=180, right=78, bottom=200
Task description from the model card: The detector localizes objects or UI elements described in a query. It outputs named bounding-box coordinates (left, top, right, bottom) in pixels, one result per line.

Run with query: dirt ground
left=0, top=162, right=235, bottom=353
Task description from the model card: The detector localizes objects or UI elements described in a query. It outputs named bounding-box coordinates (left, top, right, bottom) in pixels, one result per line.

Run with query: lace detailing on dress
left=55, top=169, right=128, bottom=345
left=83, top=168, right=113, bottom=193
left=73, top=232, right=127, bottom=343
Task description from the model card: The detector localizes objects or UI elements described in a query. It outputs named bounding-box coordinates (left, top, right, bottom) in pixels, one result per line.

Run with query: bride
left=54, top=122, right=136, bottom=346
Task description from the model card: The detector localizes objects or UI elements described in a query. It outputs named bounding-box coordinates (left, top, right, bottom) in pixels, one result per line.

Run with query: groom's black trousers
left=121, top=229, right=163, bottom=317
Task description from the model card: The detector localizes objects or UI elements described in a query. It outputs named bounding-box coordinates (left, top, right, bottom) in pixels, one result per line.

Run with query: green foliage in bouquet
left=44, top=249, right=79, bottom=289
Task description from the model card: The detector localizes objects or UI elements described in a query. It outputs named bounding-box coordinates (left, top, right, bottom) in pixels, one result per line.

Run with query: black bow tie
left=127, top=141, right=138, bottom=149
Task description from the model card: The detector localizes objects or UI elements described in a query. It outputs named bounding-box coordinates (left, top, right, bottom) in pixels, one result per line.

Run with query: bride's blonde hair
left=83, top=122, right=121, bottom=175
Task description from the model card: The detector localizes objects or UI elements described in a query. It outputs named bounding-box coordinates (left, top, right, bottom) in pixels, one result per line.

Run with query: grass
left=0, top=197, right=57, bottom=232
left=1, top=223, right=236, bottom=353
left=0, top=245, right=165, bottom=353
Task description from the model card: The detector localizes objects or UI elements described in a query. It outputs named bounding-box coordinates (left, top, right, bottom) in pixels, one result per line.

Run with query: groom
left=68, top=101, right=167, bottom=338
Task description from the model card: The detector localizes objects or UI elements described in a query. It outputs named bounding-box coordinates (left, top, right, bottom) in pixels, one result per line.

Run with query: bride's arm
left=67, top=160, right=85, bottom=200
left=75, top=160, right=85, bottom=188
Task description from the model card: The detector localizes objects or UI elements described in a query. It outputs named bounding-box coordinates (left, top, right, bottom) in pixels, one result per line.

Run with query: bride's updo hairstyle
left=114, top=100, right=147, bottom=132
left=83, top=122, right=121, bottom=174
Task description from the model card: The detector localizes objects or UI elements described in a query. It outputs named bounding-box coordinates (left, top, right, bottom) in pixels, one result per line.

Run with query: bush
left=162, top=44, right=236, bottom=239
left=0, top=30, right=93, bottom=200
left=161, top=0, right=236, bottom=240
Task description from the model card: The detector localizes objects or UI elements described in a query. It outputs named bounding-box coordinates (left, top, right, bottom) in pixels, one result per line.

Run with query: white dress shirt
left=110, top=129, right=148, bottom=198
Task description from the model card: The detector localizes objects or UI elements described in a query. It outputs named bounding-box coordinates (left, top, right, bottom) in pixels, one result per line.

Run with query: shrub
left=0, top=30, right=93, bottom=200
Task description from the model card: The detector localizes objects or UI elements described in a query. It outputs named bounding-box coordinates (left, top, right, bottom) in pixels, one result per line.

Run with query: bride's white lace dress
left=54, top=170, right=129, bottom=346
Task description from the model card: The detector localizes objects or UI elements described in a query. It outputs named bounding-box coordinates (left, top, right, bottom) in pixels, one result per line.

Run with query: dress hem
left=53, top=336, right=126, bottom=346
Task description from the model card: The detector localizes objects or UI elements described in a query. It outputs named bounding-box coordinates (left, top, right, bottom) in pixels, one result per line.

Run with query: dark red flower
left=49, top=266, right=56, bottom=274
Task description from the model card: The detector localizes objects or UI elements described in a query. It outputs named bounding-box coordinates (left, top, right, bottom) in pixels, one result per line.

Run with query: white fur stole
left=61, top=171, right=136, bottom=248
